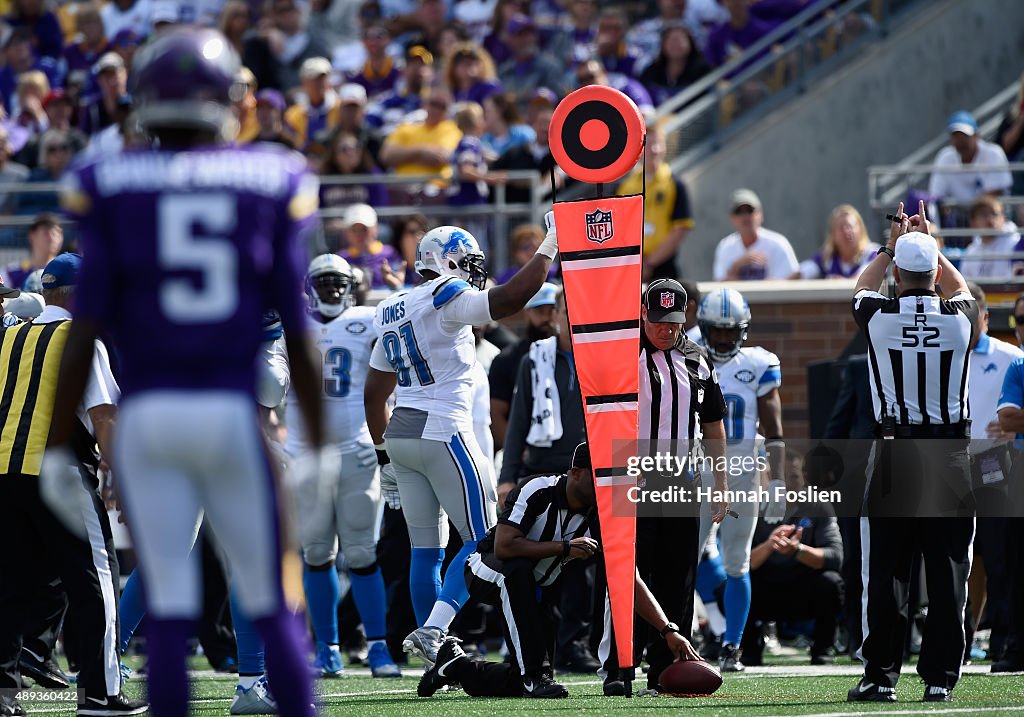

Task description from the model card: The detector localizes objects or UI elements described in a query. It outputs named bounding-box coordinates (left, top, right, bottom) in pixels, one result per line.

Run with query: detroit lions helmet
left=306, top=254, right=354, bottom=318
left=697, top=288, right=751, bottom=362
left=129, top=28, right=242, bottom=137
left=415, top=226, right=487, bottom=290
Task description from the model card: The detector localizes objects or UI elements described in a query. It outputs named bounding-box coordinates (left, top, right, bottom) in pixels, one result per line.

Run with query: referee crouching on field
left=0, top=254, right=146, bottom=717
left=415, top=443, right=700, bottom=700
left=848, top=202, right=978, bottom=704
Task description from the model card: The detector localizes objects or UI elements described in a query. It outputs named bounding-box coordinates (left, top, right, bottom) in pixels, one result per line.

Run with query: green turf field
left=15, top=657, right=1024, bottom=716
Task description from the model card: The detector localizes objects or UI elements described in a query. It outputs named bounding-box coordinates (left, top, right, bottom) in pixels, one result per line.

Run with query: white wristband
left=536, top=233, right=558, bottom=260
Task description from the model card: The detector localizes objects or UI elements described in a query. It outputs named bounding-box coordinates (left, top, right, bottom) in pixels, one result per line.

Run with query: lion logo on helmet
left=440, top=230, right=475, bottom=259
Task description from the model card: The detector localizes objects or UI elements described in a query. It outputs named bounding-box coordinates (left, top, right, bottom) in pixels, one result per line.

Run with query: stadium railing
left=660, top=0, right=919, bottom=172
left=0, top=170, right=545, bottom=274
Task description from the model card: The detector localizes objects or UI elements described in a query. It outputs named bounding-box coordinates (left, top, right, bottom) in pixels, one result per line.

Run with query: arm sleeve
left=814, top=517, right=844, bottom=572
left=439, top=286, right=493, bottom=327
left=851, top=290, right=890, bottom=331
left=756, top=351, right=782, bottom=397
left=712, top=241, right=729, bottom=281
left=983, top=144, right=1013, bottom=192
left=498, top=354, right=533, bottom=486
left=769, top=238, right=800, bottom=279
left=698, top=362, right=728, bottom=424
left=997, top=359, right=1024, bottom=411
left=670, top=177, right=694, bottom=228
left=944, top=293, right=980, bottom=327
left=80, top=338, right=120, bottom=412
left=369, top=339, right=393, bottom=372
left=499, top=479, right=544, bottom=533
left=256, top=337, right=291, bottom=408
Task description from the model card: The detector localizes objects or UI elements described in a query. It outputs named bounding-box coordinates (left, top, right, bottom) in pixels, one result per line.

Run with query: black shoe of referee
left=522, top=673, right=568, bottom=698
left=418, top=637, right=467, bottom=697
left=19, top=648, right=70, bottom=689
left=847, top=679, right=896, bottom=702
left=77, top=692, right=149, bottom=716
left=923, top=686, right=952, bottom=702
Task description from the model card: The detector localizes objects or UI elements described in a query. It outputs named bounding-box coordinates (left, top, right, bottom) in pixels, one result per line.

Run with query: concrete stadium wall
left=674, top=0, right=1024, bottom=280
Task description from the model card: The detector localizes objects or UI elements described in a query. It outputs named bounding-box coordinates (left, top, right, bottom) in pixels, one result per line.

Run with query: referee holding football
left=848, top=201, right=978, bottom=704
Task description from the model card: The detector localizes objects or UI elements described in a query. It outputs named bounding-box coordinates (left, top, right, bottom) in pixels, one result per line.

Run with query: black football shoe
left=923, top=685, right=952, bottom=702
left=847, top=679, right=896, bottom=702
left=20, top=647, right=71, bottom=688
left=522, top=673, right=569, bottom=698
left=718, top=643, right=745, bottom=673
left=77, top=692, right=149, bottom=716
left=418, top=637, right=467, bottom=698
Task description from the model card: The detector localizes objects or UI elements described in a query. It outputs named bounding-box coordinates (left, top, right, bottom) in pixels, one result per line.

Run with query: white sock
left=238, top=674, right=260, bottom=690
left=706, top=603, right=726, bottom=637
left=424, top=602, right=458, bottom=631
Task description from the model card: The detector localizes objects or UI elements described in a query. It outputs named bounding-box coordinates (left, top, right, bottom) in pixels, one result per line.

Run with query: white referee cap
left=894, top=232, right=938, bottom=272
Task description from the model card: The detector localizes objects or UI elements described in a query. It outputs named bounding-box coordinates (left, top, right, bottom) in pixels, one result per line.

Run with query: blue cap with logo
left=947, top=111, right=977, bottom=137
left=525, top=282, right=559, bottom=309
left=41, top=253, right=82, bottom=289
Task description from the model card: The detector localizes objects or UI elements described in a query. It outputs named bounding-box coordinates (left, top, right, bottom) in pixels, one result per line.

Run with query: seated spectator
left=796, top=204, right=879, bottom=279
left=310, top=83, right=383, bottom=167
left=0, top=30, right=60, bottom=115
left=16, top=130, right=72, bottom=217
left=547, top=0, right=598, bottom=68
left=63, top=70, right=88, bottom=128
left=233, top=67, right=259, bottom=143
left=483, top=0, right=526, bottom=68
left=616, top=124, right=693, bottom=280
left=496, top=15, right=565, bottom=104
left=712, top=188, right=798, bottom=280
left=741, top=455, right=844, bottom=666
left=445, top=43, right=502, bottom=105
left=704, top=0, right=780, bottom=69
left=449, top=102, right=505, bottom=247
left=284, top=57, right=341, bottom=151
left=15, top=90, right=87, bottom=168
left=252, top=89, right=296, bottom=148
left=319, top=129, right=387, bottom=210
left=8, top=0, right=65, bottom=60
left=63, top=4, right=110, bottom=76
left=481, top=91, right=534, bottom=158
left=594, top=8, right=643, bottom=80
left=219, top=0, right=252, bottom=56
left=928, top=111, right=1012, bottom=227
left=435, top=23, right=473, bottom=72
left=574, top=59, right=653, bottom=115
left=338, top=203, right=403, bottom=290
left=391, top=213, right=430, bottom=286
left=347, top=22, right=402, bottom=100
left=378, top=88, right=461, bottom=182
left=639, top=23, right=710, bottom=107
left=629, top=0, right=722, bottom=68
left=365, top=44, right=433, bottom=137
left=0, top=125, right=29, bottom=214
left=491, top=101, right=558, bottom=204
left=79, top=52, right=127, bottom=136
left=101, top=0, right=152, bottom=40
left=10, top=71, right=50, bottom=139
left=1, top=212, right=63, bottom=290
left=493, top=223, right=559, bottom=284
left=242, top=0, right=330, bottom=92
left=959, top=196, right=1024, bottom=279
left=80, top=93, right=133, bottom=157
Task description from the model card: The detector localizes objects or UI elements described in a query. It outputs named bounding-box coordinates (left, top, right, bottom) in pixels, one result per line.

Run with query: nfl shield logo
left=585, top=209, right=614, bottom=244
left=660, top=292, right=674, bottom=308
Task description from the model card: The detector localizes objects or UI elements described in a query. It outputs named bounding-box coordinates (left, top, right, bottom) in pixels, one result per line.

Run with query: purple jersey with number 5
left=61, top=144, right=318, bottom=397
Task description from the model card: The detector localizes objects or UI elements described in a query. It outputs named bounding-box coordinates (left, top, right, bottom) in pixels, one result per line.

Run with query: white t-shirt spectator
left=968, top=333, right=1024, bottom=439
left=713, top=228, right=799, bottom=281
left=928, top=139, right=1012, bottom=203
left=101, top=0, right=153, bottom=39
left=958, top=225, right=1024, bottom=279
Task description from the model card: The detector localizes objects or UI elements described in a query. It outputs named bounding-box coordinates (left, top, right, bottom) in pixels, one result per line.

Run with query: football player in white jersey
left=696, top=288, right=784, bottom=673
left=287, top=255, right=402, bottom=679
left=364, top=218, right=559, bottom=665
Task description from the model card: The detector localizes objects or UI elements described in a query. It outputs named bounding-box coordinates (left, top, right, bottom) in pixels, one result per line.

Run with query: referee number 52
left=902, top=319, right=940, bottom=348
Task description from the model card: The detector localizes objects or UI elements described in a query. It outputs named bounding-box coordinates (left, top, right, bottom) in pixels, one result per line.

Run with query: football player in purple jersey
left=46, top=29, right=324, bottom=717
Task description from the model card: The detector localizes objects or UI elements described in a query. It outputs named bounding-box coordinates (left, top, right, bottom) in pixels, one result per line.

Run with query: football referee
left=848, top=202, right=978, bottom=704
left=0, top=255, right=145, bottom=716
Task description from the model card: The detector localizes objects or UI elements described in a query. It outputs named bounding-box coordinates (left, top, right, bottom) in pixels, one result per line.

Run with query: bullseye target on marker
left=549, top=85, right=646, bottom=184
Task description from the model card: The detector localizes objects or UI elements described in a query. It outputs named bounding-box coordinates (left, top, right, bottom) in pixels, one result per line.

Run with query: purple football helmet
left=129, top=28, right=241, bottom=136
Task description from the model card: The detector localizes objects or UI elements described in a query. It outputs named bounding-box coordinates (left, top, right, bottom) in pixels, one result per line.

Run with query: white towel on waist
left=526, top=336, right=563, bottom=447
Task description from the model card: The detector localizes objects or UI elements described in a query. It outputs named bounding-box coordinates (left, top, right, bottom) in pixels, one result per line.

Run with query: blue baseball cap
left=41, top=253, right=82, bottom=289
left=947, top=111, right=977, bottom=136
left=525, top=282, right=558, bottom=309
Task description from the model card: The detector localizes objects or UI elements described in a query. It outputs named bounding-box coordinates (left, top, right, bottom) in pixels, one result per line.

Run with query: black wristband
left=562, top=540, right=571, bottom=559
left=877, top=246, right=895, bottom=260
left=376, top=450, right=390, bottom=466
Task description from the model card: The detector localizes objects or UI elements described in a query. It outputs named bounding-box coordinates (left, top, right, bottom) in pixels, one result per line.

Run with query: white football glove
left=536, top=210, right=558, bottom=259
left=354, top=443, right=378, bottom=469
left=379, top=463, right=401, bottom=510
left=39, top=446, right=90, bottom=539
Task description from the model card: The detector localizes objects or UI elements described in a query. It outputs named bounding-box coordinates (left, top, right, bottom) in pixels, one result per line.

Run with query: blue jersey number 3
left=382, top=322, right=434, bottom=387
left=323, top=347, right=352, bottom=397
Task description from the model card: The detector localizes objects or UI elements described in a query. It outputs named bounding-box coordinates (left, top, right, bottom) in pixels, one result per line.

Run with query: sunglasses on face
left=732, top=206, right=755, bottom=216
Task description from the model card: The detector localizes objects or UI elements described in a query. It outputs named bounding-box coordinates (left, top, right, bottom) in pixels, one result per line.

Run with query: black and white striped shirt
left=639, top=331, right=727, bottom=443
left=479, top=474, right=595, bottom=587
left=852, top=289, right=978, bottom=425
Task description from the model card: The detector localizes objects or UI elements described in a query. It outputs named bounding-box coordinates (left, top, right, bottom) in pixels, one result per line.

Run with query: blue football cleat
left=314, top=643, right=343, bottom=678
left=367, top=643, right=401, bottom=678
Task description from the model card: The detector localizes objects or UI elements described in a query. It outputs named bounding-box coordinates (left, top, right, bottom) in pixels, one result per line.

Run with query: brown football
left=658, top=660, right=723, bottom=696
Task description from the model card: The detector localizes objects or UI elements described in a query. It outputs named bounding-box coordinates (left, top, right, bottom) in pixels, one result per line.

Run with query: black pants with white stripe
left=0, top=472, right=120, bottom=698
left=461, top=553, right=557, bottom=695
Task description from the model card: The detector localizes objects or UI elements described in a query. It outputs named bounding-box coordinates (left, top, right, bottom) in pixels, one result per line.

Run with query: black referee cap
left=571, top=442, right=591, bottom=470
left=644, top=279, right=688, bottom=323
